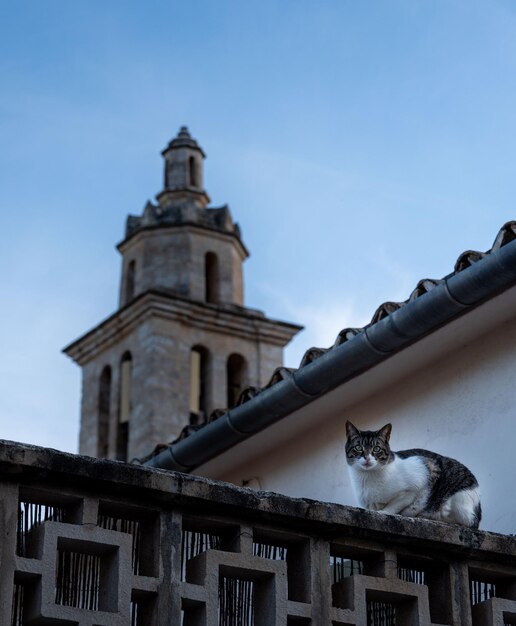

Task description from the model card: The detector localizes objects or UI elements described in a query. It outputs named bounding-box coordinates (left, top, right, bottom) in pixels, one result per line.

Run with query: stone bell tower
left=64, top=127, right=302, bottom=463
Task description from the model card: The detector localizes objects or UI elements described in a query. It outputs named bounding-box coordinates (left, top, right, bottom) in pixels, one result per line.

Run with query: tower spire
left=64, top=129, right=302, bottom=463
left=157, top=126, right=210, bottom=209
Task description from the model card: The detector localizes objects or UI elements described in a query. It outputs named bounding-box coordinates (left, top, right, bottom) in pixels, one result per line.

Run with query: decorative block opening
left=10, top=579, right=37, bottom=626
left=331, top=543, right=387, bottom=581
left=469, top=567, right=516, bottom=605
left=182, top=530, right=221, bottom=582
left=11, top=573, right=39, bottom=626
left=17, top=489, right=80, bottom=558
left=331, top=545, right=376, bottom=610
left=181, top=518, right=239, bottom=582
left=253, top=542, right=287, bottom=561
left=98, top=501, right=158, bottom=577
left=253, top=528, right=310, bottom=603
left=398, top=555, right=450, bottom=624
left=218, top=564, right=277, bottom=626
left=331, top=555, right=364, bottom=582
left=366, top=590, right=419, bottom=626
left=55, top=537, right=118, bottom=613
left=56, top=550, right=101, bottom=610
left=219, top=576, right=254, bottom=626
left=130, top=595, right=156, bottom=626
left=470, top=578, right=497, bottom=605
left=503, top=613, right=516, bottom=625
left=11, top=581, right=24, bottom=626
left=397, top=560, right=426, bottom=585
left=367, top=600, right=397, bottom=625
left=181, top=599, right=205, bottom=626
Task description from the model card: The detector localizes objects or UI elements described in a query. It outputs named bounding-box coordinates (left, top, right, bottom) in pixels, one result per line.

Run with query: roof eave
left=144, top=236, right=516, bottom=472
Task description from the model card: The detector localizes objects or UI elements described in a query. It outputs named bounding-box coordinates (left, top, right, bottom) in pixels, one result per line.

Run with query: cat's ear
left=378, top=423, right=392, bottom=442
left=346, top=421, right=359, bottom=439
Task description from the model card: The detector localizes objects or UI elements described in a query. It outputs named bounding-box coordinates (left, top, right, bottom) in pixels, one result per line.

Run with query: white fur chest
left=348, top=455, right=428, bottom=510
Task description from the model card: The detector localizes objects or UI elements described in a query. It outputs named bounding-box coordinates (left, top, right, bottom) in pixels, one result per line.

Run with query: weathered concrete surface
left=0, top=439, right=514, bottom=559
left=2, top=440, right=516, bottom=625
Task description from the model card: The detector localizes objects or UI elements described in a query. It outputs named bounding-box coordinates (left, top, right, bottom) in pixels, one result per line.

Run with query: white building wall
left=198, top=296, right=516, bottom=535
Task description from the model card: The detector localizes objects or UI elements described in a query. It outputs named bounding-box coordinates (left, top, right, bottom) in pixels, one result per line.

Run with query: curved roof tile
left=454, top=251, right=486, bottom=273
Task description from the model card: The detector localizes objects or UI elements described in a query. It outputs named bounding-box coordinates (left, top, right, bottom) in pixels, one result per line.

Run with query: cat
left=345, top=421, right=481, bottom=529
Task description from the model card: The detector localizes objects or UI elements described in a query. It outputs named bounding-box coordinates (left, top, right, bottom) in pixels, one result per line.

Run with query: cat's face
left=345, top=421, right=392, bottom=471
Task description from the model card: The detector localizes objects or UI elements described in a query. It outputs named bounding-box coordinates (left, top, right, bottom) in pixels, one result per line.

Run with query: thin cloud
left=259, top=283, right=374, bottom=368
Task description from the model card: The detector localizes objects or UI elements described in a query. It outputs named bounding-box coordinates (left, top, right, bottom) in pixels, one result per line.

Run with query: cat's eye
left=354, top=445, right=363, bottom=452
left=373, top=445, right=381, bottom=453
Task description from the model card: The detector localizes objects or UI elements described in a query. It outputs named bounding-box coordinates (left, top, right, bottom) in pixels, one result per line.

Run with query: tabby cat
left=345, top=421, right=481, bottom=528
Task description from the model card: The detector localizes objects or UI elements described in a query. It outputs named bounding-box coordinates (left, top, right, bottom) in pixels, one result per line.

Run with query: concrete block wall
left=1, top=440, right=515, bottom=625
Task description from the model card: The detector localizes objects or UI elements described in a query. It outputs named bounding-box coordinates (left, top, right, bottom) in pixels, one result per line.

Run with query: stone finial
left=162, top=126, right=206, bottom=157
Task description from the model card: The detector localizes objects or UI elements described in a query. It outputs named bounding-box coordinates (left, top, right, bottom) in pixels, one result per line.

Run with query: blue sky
left=1, top=0, right=516, bottom=452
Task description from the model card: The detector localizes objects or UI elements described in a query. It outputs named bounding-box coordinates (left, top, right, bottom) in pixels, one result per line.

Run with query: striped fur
left=345, top=421, right=481, bottom=529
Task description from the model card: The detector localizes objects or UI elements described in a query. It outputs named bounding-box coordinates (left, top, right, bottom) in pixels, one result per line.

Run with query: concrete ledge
left=0, top=439, right=514, bottom=563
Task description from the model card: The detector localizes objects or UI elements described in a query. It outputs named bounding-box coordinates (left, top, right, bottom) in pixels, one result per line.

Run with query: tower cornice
left=117, top=219, right=249, bottom=259
left=63, top=290, right=303, bottom=366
